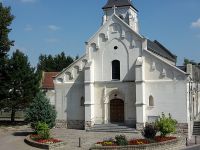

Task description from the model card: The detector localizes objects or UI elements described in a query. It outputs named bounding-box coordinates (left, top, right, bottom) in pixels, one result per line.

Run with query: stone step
left=87, top=129, right=138, bottom=133
left=93, top=124, right=134, bottom=127
left=193, top=128, right=200, bottom=130
left=193, top=123, right=200, bottom=126
left=87, top=124, right=138, bottom=133
left=193, top=127, right=200, bottom=129
left=90, top=126, right=133, bottom=130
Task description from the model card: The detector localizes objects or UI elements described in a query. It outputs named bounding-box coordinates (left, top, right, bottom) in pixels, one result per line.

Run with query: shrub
left=35, top=122, right=50, bottom=139
left=142, top=123, right=158, bottom=139
left=115, top=135, right=128, bottom=146
left=155, top=113, right=177, bottom=137
left=25, top=91, right=57, bottom=129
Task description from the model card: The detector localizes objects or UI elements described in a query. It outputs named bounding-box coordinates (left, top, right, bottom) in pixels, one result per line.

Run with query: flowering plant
left=30, top=134, right=62, bottom=144
left=95, top=135, right=177, bottom=146
left=36, top=138, right=62, bottom=144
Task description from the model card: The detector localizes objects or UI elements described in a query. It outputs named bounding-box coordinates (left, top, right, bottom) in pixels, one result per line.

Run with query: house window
left=149, top=95, right=154, bottom=106
left=80, top=96, right=85, bottom=106
left=112, top=60, right=120, bottom=80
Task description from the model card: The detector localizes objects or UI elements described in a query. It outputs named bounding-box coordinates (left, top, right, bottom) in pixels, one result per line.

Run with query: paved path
left=0, top=125, right=142, bottom=150
left=0, top=126, right=40, bottom=150
left=3, top=125, right=200, bottom=150
left=184, top=136, right=200, bottom=150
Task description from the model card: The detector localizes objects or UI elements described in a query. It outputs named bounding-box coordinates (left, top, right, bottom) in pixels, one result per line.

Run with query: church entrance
left=110, top=99, right=124, bottom=123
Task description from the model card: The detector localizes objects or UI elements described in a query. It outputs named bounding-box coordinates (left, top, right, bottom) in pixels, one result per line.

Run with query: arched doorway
left=110, top=99, right=124, bottom=123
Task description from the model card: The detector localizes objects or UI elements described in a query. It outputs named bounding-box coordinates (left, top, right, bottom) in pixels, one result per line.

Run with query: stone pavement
left=0, top=125, right=142, bottom=150
left=186, top=136, right=200, bottom=149
left=3, top=125, right=200, bottom=150
left=0, top=125, right=41, bottom=150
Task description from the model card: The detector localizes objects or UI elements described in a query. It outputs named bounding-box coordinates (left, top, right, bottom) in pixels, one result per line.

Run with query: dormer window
left=112, top=60, right=120, bottom=80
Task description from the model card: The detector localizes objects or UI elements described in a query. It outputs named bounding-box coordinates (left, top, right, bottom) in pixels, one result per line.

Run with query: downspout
left=188, top=76, right=193, bottom=138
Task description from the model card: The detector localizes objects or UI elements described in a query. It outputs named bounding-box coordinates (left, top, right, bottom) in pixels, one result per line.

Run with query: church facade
left=52, top=0, right=200, bottom=137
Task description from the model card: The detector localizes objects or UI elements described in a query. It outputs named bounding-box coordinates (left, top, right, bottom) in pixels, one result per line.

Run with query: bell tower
left=102, top=0, right=139, bottom=33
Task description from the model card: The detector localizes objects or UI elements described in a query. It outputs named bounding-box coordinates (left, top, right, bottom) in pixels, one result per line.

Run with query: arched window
left=80, top=96, right=85, bottom=106
left=149, top=95, right=154, bottom=106
left=112, top=60, right=120, bottom=80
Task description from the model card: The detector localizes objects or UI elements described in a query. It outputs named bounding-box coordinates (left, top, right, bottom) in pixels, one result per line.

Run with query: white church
left=43, top=0, right=200, bottom=137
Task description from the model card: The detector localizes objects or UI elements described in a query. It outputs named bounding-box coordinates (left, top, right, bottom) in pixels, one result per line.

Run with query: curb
left=24, top=135, right=67, bottom=150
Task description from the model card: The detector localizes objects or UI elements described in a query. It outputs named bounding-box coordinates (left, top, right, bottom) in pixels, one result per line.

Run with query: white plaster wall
left=45, top=90, right=55, bottom=106
left=65, top=83, right=85, bottom=121
left=145, top=81, right=187, bottom=123
left=103, top=7, right=139, bottom=33
left=54, top=68, right=85, bottom=121
left=144, top=51, right=184, bottom=81
left=143, top=50, right=188, bottom=123
left=93, top=82, right=136, bottom=125
left=88, top=15, right=142, bottom=82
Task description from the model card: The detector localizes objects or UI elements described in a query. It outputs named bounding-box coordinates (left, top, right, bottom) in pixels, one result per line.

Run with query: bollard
left=186, top=137, right=188, bottom=146
left=195, top=136, right=197, bottom=144
left=79, top=137, right=81, bottom=147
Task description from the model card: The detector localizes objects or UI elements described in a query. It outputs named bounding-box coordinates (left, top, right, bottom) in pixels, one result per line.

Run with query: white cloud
left=45, top=38, right=59, bottom=43
left=20, top=0, right=37, bottom=3
left=24, top=25, right=33, bottom=31
left=191, top=18, right=200, bottom=29
left=48, top=25, right=60, bottom=31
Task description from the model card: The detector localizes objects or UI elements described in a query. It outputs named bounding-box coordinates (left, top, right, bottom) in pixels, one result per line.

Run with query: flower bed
left=30, top=134, right=62, bottom=144
left=25, top=135, right=67, bottom=150
left=90, top=136, right=185, bottom=150
left=95, top=136, right=176, bottom=146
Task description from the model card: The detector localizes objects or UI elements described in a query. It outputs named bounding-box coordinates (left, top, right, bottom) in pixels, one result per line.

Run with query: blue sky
left=1, top=0, right=200, bottom=66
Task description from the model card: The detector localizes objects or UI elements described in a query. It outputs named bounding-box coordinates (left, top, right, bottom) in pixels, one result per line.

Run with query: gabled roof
left=147, top=39, right=177, bottom=63
left=42, top=72, right=59, bottom=89
left=55, top=54, right=86, bottom=78
left=102, top=0, right=138, bottom=11
left=87, top=14, right=144, bottom=44
left=177, top=66, right=186, bottom=72
left=144, top=49, right=188, bottom=76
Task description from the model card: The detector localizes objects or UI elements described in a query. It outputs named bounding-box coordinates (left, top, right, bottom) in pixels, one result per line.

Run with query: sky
left=1, top=0, right=200, bottom=66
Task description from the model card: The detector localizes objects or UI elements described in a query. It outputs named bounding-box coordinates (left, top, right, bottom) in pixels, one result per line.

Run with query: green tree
left=0, top=50, right=40, bottom=122
left=37, top=52, right=74, bottom=72
left=183, top=58, right=190, bottom=66
left=0, top=2, right=15, bottom=107
left=0, top=2, right=14, bottom=57
left=184, top=58, right=199, bottom=66
left=25, top=91, right=57, bottom=129
left=155, top=113, right=177, bottom=137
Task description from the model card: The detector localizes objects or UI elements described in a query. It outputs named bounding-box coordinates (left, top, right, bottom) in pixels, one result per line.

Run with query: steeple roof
left=102, top=0, right=138, bottom=11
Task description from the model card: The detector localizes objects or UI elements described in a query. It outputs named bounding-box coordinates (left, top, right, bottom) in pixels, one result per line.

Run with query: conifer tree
left=25, top=91, right=57, bottom=129
left=0, top=2, right=14, bottom=110
left=37, top=52, right=74, bottom=72
left=0, top=50, right=40, bottom=122
left=0, top=2, right=14, bottom=57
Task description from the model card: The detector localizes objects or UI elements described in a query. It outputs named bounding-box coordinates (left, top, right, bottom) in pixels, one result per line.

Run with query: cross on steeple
left=112, top=5, right=117, bottom=14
